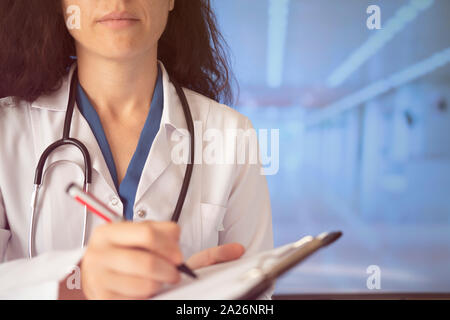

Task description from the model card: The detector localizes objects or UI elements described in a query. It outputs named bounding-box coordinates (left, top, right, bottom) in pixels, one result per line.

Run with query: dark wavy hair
left=0, top=0, right=234, bottom=104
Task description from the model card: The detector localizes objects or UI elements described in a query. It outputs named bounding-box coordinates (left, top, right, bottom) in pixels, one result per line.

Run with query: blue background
left=213, top=0, right=450, bottom=293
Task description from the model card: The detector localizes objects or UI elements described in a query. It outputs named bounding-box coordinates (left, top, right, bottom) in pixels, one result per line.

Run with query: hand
left=80, top=221, right=183, bottom=300
left=186, top=243, right=245, bottom=270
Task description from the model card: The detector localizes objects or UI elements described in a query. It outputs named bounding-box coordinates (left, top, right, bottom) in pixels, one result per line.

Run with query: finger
left=94, top=222, right=183, bottom=264
left=98, top=269, right=163, bottom=300
left=97, top=247, right=181, bottom=284
left=186, top=243, right=245, bottom=270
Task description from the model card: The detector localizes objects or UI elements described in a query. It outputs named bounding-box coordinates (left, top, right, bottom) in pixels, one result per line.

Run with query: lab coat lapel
left=70, top=102, right=118, bottom=194
left=134, top=127, right=173, bottom=205
left=134, top=63, right=188, bottom=205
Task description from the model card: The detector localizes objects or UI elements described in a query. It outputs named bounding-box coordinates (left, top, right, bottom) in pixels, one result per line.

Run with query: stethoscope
left=28, top=67, right=195, bottom=258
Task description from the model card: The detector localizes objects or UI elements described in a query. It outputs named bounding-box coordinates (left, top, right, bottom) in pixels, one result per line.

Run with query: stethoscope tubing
left=170, top=77, right=195, bottom=223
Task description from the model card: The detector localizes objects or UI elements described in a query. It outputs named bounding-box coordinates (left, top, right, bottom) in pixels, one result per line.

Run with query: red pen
left=66, top=183, right=197, bottom=279
left=66, top=183, right=122, bottom=223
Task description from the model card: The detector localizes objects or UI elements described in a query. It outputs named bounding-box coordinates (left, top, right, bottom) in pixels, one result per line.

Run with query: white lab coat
left=0, top=62, right=273, bottom=299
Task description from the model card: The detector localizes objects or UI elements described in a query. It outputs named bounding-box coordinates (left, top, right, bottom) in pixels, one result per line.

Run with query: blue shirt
left=76, top=67, right=164, bottom=220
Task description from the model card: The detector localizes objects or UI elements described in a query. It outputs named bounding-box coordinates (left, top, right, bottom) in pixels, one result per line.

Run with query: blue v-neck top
left=76, top=67, right=164, bottom=220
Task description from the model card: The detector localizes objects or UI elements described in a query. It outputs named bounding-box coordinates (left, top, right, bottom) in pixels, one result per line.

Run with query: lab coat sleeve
left=219, top=117, right=275, bottom=300
left=0, top=188, right=85, bottom=299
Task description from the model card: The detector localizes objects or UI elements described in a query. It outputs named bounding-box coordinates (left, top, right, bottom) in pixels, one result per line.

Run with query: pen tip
left=178, top=264, right=198, bottom=279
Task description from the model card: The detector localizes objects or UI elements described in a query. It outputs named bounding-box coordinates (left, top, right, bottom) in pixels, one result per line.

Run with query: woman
left=0, top=0, right=272, bottom=299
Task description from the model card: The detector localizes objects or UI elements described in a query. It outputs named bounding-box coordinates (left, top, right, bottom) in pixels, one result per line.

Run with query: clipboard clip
left=239, top=235, right=316, bottom=282
left=237, top=231, right=343, bottom=298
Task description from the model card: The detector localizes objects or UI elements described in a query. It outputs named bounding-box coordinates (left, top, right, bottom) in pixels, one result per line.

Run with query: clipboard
left=237, top=231, right=343, bottom=299
left=152, top=231, right=342, bottom=300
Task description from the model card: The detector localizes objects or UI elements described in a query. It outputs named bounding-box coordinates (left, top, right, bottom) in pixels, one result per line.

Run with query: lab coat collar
left=159, top=61, right=190, bottom=136
left=135, top=62, right=188, bottom=205
left=30, top=61, right=189, bottom=135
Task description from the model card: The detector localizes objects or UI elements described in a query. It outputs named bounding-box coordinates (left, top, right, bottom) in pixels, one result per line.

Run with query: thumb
left=186, top=243, right=245, bottom=270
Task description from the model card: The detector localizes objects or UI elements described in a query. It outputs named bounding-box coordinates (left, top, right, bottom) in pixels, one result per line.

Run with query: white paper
left=152, top=243, right=293, bottom=300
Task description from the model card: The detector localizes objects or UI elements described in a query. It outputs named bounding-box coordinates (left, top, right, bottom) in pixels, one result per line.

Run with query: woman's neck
left=75, top=48, right=159, bottom=119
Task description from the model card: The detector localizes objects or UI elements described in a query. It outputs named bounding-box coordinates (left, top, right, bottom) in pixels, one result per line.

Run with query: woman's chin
left=90, top=30, right=150, bottom=59
left=95, top=46, right=147, bottom=62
